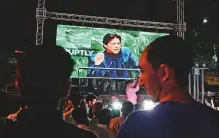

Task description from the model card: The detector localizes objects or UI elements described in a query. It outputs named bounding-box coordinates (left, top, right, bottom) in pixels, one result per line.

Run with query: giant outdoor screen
left=56, top=25, right=168, bottom=78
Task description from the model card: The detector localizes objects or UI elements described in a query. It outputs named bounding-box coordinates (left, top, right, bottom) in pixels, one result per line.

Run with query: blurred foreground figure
left=117, top=35, right=219, bottom=138
left=3, top=45, right=97, bottom=138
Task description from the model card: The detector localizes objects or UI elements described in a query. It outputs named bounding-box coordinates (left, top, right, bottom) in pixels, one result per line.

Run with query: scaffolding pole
left=36, top=0, right=46, bottom=45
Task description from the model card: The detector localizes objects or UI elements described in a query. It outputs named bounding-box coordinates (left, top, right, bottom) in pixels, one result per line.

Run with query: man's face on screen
left=104, top=38, right=121, bottom=54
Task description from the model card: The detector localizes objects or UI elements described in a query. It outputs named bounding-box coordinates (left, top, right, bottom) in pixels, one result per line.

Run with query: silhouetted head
left=98, top=108, right=113, bottom=125
left=68, top=93, right=83, bottom=108
left=92, top=102, right=103, bottom=119
left=121, top=101, right=134, bottom=116
left=16, top=45, right=74, bottom=106
left=86, top=94, right=97, bottom=107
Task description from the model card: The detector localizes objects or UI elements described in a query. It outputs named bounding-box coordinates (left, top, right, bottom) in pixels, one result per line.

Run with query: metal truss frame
left=36, top=0, right=46, bottom=45
left=46, top=12, right=175, bottom=30
left=36, top=19, right=45, bottom=45
left=176, top=0, right=185, bottom=39
left=36, top=0, right=186, bottom=45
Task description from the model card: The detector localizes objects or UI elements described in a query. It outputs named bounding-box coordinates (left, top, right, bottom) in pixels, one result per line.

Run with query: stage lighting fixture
left=195, top=63, right=199, bottom=68
left=193, top=63, right=208, bottom=68
left=203, top=18, right=208, bottom=24
left=202, top=63, right=207, bottom=68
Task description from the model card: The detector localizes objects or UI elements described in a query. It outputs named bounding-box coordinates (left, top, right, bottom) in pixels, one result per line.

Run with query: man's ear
left=138, top=75, right=144, bottom=86
left=159, top=64, right=170, bottom=81
left=104, top=44, right=107, bottom=48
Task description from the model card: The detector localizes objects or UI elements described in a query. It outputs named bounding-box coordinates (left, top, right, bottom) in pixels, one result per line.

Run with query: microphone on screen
left=101, top=61, right=113, bottom=77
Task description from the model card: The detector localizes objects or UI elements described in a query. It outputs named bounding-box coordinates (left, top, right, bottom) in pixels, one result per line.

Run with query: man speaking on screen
left=87, top=33, right=139, bottom=78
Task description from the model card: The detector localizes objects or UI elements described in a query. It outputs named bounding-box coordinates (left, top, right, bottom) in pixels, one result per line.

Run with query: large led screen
left=56, top=25, right=168, bottom=78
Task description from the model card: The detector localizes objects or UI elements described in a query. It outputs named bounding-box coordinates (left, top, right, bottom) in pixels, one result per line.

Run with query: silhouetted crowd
left=1, top=35, right=219, bottom=138
left=62, top=93, right=135, bottom=138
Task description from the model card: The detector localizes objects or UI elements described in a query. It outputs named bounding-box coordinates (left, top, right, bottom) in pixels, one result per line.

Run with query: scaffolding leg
left=193, top=70, right=196, bottom=100
left=201, top=69, right=205, bottom=103
left=36, top=19, right=45, bottom=45
left=188, top=73, right=191, bottom=95
left=196, top=75, right=200, bottom=102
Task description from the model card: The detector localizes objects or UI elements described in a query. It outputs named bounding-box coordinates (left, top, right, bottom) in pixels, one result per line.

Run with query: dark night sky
left=0, top=0, right=219, bottom=51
